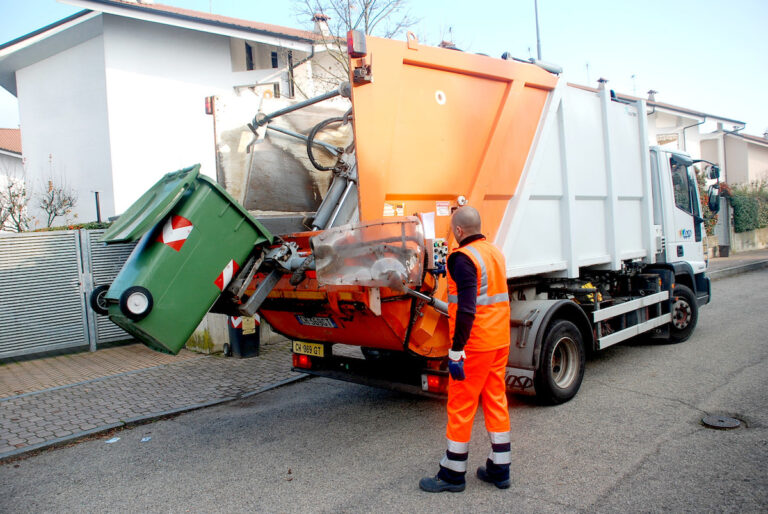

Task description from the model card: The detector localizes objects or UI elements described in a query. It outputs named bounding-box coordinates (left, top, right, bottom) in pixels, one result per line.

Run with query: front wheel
left=668, top=284, right=697, bottom=343
left=534, top=319, right=585, bottom=405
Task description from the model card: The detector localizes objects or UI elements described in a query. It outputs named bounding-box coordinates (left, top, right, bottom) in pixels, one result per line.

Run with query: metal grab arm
left=403, top=288, right=449, bottom=317
left=251, top=82, right=351, bottom=128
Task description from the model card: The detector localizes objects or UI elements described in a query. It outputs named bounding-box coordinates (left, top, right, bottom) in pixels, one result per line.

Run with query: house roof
left=63, top=0, right=324, bottom=43
left=734, top=132, right=768, bottom=148
left=568, top=83, right=745, bottom=127
left=0, top=128, right=22, bottom=155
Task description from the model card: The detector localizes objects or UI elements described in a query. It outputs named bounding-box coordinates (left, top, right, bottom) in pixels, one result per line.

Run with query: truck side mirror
left=708, top=185, right=720, bottom=213
left=708, top=165, right=720, bottom=180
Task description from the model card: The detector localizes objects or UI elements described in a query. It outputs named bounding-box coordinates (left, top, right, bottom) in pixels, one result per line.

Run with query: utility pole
left=534, top=0, right=542, bottom=60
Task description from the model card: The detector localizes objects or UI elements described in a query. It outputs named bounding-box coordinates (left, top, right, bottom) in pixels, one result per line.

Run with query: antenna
left=534, top=0, right=542, bottom=60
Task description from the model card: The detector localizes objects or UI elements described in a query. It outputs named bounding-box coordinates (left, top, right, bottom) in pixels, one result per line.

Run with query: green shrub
left=33, top=221, right=112, bottom=232
left=728, top=180, right=768, bottom=233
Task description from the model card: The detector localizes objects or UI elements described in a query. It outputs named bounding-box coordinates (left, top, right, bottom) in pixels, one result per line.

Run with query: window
left=671, top=160, right=692, bottom=213
left=271, top=51, right=278, bottom=68
left=245, top=43, right=254, bottom=71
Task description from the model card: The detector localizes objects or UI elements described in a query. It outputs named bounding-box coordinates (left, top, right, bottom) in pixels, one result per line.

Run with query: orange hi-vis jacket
left=446, top=238, right=511, bottom=352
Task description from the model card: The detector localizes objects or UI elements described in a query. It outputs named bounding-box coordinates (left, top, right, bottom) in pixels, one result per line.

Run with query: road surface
left=2, top=271, right=767, bottom=512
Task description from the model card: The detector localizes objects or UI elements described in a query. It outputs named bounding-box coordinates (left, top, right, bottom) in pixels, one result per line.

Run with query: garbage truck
left=92, top=32, right=722, bottom=404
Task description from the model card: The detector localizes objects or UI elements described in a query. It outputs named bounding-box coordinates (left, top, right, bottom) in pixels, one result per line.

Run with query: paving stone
left=1, top=340, right=300, bottom=459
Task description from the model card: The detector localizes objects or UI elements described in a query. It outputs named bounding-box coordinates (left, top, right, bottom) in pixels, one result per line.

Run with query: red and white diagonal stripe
left=157, top=215, right=193, bottom=251
left=229, top=316, right=243, bottom=329
left=214, top=259, right=240, bottom=291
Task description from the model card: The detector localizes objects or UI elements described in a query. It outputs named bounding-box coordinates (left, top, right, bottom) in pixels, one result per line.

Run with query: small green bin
left=101, top=164, right=273, bottom=354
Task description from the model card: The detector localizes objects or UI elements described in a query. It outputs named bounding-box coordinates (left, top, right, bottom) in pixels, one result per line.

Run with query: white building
left=0, top=0, right=339, bottom=229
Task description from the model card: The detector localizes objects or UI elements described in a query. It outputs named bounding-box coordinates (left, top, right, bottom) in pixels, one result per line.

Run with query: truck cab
left=650, top=147, right=713, bottom=306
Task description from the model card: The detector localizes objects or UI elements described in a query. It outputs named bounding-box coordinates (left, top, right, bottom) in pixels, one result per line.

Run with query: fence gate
left=0, top=229, right=137, bottom=359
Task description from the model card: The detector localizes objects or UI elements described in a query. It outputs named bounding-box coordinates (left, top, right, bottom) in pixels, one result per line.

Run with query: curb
left=0, top=374, right=309, bottom=462
left=709, top=260, right=768, bottom=281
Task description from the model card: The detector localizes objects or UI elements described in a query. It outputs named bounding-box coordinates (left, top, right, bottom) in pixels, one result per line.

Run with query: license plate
left=293, top=341, right=325, bottom=357
left=295, top=315, right=337, bottom=328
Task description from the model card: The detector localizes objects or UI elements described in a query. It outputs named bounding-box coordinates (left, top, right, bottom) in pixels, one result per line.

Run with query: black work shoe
left=419, top=475, right=466, bottom=493
left=476, top=466, right=511, bottom=489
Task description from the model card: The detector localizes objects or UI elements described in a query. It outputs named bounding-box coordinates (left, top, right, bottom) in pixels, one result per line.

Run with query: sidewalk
left=1, top=247, right=767, bottom=461
left=0, top=340, right=303, bottom=460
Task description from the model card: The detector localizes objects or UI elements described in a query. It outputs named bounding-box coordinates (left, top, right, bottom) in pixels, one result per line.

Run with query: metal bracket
left=238, top=269, right=282, bottom=317
left=406, top=31, right=419, bottom=50
left=510, top=308, right=539, bottom=348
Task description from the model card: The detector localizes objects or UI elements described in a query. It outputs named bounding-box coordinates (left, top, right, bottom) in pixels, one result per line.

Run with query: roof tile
left=0, top=128, right=21, bottom=154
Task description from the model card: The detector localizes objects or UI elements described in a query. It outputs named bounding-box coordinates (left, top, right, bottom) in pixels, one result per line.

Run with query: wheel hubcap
left=126, top=292, right=149, bottom=315
left=96, top=291, right=108, bottom=310
left=672, top=299, right=691, bottom=329
left=551, top=336, right=578, bottom=389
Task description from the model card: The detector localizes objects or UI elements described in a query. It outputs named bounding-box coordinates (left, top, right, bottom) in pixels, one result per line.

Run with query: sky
left=0, top=0, right=766, bottom=135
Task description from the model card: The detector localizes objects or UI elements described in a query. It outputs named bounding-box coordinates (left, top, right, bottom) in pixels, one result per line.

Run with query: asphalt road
left=2, top=271, right=767, bottom=513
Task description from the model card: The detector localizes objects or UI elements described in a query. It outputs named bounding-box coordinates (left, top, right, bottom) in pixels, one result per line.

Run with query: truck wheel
left=534, top=319, right=585, bottom=405
left=89, top=285, right=110, bottom=316
left=668, top=284, right=697, bottom=343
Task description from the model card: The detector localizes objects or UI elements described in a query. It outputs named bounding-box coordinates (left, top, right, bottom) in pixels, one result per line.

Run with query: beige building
left=701, top=130, right=768, bottom=185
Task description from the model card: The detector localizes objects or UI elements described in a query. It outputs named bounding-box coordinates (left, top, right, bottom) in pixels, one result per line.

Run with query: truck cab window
left=671, top=160, right=692, bottom=213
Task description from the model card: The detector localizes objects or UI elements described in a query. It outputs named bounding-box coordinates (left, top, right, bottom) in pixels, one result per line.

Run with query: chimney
left=312, top=13, right=331, bottom=37
left=597, top=77, right=608, bottom=90
left=647, top=89, right=657, bottom=102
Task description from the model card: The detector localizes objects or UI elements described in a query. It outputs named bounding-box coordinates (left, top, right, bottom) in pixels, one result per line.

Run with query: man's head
left=451, top=206, right=482, bottom=243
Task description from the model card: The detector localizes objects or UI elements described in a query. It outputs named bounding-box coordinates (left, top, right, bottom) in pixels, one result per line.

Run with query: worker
left=420, top=206, right=512, bottom=493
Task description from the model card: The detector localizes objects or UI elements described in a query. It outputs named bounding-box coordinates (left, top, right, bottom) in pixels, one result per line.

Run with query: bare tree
left=294, top=0, right=418, bottom=87
left=0, top=173, right=31, bottom=232
left=39, top=177, right=78, bottom=228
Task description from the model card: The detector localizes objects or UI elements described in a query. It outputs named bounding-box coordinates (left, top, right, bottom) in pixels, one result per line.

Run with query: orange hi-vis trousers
left=446, top=347, right=510, bottom=443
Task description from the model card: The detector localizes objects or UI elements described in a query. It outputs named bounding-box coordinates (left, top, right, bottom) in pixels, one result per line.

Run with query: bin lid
left=101, top=165, right=201, bottom=243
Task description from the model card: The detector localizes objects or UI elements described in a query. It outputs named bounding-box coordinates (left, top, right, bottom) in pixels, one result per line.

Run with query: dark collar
left=459, top=233, right=485, bottom=247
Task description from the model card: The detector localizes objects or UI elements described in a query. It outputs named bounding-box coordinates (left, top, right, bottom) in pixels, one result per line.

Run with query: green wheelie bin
left=100, top=164, right=273, bottom=354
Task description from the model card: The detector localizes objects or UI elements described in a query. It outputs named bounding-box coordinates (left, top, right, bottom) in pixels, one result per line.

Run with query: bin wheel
left=223, top=343, right=232, bottom=357
left=90, top=285, right=111, bottom=316
left=119, top=286, right=154, bottom=321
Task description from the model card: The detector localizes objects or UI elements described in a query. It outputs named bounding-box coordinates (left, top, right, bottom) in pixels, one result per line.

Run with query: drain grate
left=702, top=415, right=741, bottom=430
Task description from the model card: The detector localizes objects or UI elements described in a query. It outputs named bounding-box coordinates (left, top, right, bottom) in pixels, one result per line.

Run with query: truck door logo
left=679, top=228, right=692, bottom=239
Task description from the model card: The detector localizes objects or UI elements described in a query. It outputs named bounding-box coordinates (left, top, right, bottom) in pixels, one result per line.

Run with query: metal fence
left=0, top=229, right=136, bottom=359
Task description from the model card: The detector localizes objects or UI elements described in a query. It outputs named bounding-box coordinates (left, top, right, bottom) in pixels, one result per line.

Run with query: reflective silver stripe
left=449, top=246, right=509, bottom=306
left=440, top=455, right=468, bottom=472
left=488, top=431, right=510, bottom=444
left=465, top=246, right=488, bottom=295
left=488, top=450, right=512, bottom=465
left=447, top=439, right=469, bottom=453
left=476, top=292, right=510, bottom=305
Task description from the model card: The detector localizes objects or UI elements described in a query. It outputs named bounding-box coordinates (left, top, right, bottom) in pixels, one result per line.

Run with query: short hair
left=451, top=206, right=481, bottom=234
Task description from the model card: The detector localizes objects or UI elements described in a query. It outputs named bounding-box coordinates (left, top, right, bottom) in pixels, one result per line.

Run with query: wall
left=15, top=34, right=114, bottom=229
left=746, top=142, right=768, bottom=183
left=724, top=135, right=749, bottom=185
left=0, top=153, right=23, bottom=178
left=102, top=15, right=236, bottom=213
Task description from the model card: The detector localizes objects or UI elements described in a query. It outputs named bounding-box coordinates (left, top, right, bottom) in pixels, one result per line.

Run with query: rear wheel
left=534, top=319, right=585, bottom=405
left=668, top=284, right=697, bottom=343
left=89, top=285, right=110, bottom=316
